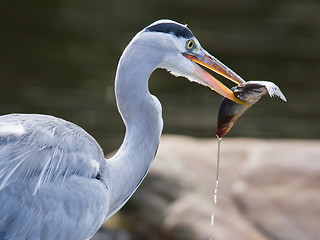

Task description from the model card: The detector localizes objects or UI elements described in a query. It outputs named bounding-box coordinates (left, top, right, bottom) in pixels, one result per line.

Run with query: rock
left=91, top=228, right=132, bottom=240
left=232, top=140, right=320, bottom=240
left=98, top=135, right=320, bottom=240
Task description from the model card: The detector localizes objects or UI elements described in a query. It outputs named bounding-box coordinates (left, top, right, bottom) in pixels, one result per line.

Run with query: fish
left=216, top=81, right=287, bottom=138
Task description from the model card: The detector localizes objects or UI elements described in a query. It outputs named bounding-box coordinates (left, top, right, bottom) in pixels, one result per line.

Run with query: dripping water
left=210, top=136, right=222, bottom=239
left=215, top=137, right=221, bottom=204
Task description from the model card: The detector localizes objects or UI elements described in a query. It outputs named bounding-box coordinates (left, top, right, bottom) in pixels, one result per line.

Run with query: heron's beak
left=183, top=50, right=248, bottom=105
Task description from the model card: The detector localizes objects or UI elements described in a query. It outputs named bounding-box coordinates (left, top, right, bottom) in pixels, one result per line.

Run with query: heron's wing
left=0, top=114, right=106, bottom=193
left=0, top=174, right=109, bottom=240
left=0, top=114, right=110, bottom=239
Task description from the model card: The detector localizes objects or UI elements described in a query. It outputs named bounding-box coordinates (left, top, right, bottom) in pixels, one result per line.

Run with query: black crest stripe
left=146, top=22, right=194, bottom=39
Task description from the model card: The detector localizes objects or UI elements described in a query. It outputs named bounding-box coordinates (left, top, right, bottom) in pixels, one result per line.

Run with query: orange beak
left=183, top=50, right=248, bottom=105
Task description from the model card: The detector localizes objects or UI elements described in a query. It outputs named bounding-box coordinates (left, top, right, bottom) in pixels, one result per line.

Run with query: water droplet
left=211, top=214, right=215, bottom=226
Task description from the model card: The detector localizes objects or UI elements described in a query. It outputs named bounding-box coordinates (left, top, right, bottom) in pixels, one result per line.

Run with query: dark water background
left=0, top=0, right=319, bottom=153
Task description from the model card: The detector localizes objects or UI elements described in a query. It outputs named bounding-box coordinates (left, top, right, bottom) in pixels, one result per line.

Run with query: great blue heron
left=0, top=19, right=246, bottom=239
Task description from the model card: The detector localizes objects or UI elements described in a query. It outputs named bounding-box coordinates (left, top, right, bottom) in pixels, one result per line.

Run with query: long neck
left=106, top=39, right=163, bottom=217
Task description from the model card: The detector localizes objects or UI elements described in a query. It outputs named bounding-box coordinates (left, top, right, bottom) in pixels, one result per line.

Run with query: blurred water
left=0, top=0, right=319, bottom=153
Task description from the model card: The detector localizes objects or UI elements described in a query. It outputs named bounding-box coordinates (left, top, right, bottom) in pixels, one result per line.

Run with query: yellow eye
left=186, top=39, right=194, bottom=50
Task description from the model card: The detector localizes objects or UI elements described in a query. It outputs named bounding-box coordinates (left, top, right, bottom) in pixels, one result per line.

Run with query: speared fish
left=216, top=81, right=287, bottom=138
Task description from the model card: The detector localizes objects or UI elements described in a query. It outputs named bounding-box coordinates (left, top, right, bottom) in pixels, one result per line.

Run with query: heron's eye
left=186, top=39, right=194, bottom=50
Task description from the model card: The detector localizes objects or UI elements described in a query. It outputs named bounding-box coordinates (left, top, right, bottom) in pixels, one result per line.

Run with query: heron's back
left=0, top=114, right=110, bottom=240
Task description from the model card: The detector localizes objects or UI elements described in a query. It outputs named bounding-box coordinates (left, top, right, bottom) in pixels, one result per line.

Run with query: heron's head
left=135, top=19, right=247, bottom=104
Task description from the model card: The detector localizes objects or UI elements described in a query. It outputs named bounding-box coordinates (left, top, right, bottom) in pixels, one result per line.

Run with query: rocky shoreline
left=93, top=135, right=320, bottom=240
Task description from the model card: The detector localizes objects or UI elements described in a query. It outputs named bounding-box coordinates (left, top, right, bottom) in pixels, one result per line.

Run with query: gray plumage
left=0, top=114, right=109, bottom=239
